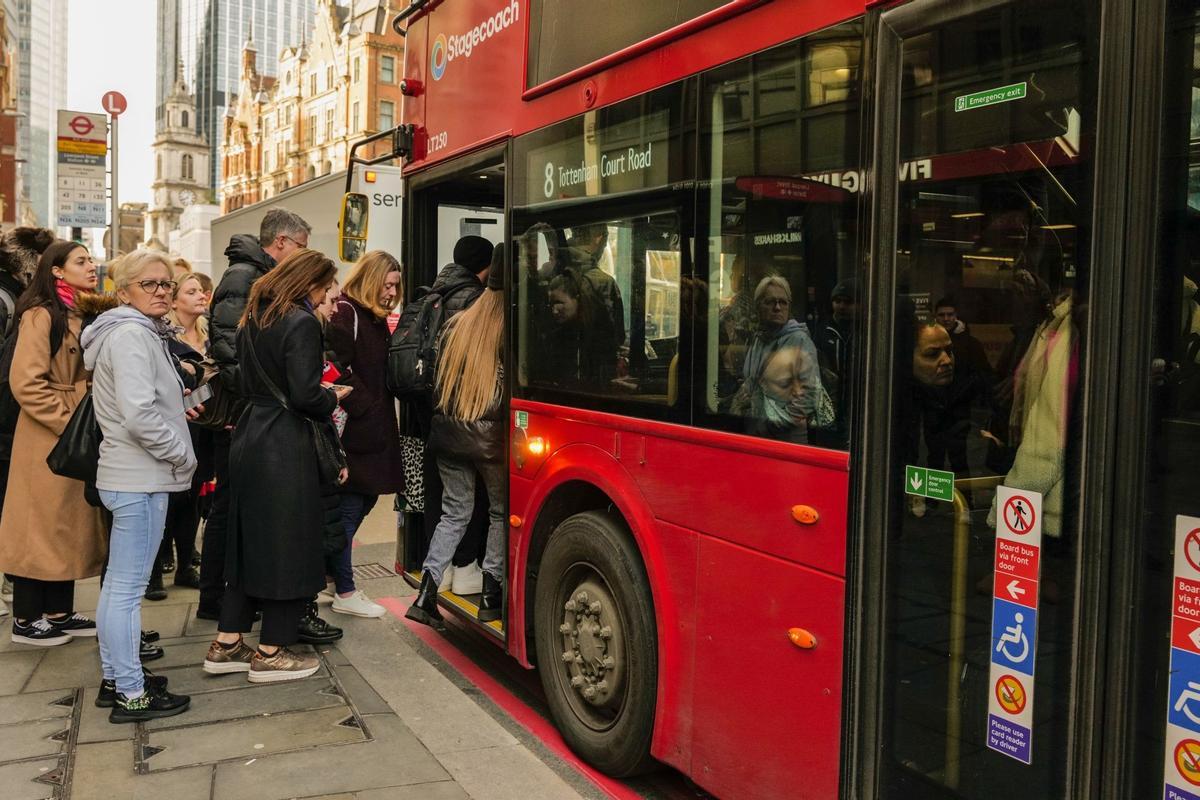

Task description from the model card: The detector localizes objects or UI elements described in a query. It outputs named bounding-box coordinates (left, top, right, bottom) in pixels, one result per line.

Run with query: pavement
left=0, top=497, right=599, bottom=800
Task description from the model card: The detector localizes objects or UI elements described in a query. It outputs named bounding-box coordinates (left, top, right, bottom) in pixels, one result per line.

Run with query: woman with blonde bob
left=204, top=248, right=350, bottom=683
left=324, top=250, right=402, bottom=618
left=82, top=249, right=196, bottom=721
left=406, top=259, right=506, bottom=629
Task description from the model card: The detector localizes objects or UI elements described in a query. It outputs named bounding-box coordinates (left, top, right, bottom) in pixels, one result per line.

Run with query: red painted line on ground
left=376, top=596, right=642, bottom=800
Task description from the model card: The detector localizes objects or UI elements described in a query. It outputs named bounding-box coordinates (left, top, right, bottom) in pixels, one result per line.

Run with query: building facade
left=0, top=1, right=20, bottom=228
left=157, top=0, right=314, bottom=189
left=15, top=0, right=67, bottom=228
left=145, top=72, right=211, bottom=250
left=220, top=0, right=402, bottom=213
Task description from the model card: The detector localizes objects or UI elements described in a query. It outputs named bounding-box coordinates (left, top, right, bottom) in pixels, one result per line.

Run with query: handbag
left=244, top=327, right=347, bottom=486
left=47, top=392, right=102, bottom=483
left=190, top=358, right=247, bottom=430
left=399, top=434, right=424, bottom=512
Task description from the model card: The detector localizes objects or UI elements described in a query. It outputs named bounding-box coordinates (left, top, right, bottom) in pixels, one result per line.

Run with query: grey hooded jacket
left=81, top=306, right=196, bottom=492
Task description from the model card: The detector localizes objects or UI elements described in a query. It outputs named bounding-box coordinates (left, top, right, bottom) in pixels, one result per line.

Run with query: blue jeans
left=97, top=490, right=169, bottom=696
left=422, top=458, right=505, bottom=586
left=335, top=493, right=378, bottom=595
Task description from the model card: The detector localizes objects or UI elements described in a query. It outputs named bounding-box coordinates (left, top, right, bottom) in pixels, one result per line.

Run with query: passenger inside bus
left=729, top=275, right=832, bottom=444
left=564, top=222, right=627, bottom=372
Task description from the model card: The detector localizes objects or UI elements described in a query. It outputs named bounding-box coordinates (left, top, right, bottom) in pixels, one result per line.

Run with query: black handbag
left=47, top=392, right=102, bottom=483
left=190, top=358, right=247, bottom=430
left=244, top=329, right=347, bottom=486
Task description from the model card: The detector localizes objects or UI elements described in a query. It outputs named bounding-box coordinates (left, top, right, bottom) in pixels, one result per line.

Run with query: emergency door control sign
left=987, top=486, right=1043, bottom=764
left=1163, top=515, right=1200, bottom=800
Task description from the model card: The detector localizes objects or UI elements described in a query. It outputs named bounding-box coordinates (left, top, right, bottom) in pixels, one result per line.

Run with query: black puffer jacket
left=428, top=369, right=504, bottom=464
left=210, top=234, right=275, bottom=391
left=430, top=263, right=484, bottom=318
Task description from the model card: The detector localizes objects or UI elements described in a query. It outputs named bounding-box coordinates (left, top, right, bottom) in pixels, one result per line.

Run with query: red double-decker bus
left=355, top=0, right=1200, bottom=797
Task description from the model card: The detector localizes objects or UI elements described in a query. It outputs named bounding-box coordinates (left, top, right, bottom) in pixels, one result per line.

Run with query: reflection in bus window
left=518, top=213, right=681, bottom=404
left=698, top=20, right=864, bottom=451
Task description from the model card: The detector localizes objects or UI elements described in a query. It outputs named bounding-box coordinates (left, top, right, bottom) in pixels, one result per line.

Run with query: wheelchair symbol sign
left=991, top=599, right=1037, bottom=673
left=1170, top=648, right=1200, bottom=734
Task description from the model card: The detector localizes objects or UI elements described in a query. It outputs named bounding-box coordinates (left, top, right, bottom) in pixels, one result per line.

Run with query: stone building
left=219, top=0, right=402, bottom=213
left=145, top=70, right=211, bottom=250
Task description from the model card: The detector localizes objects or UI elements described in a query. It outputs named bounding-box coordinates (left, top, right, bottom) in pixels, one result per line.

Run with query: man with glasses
left=198, top=210, right=322, bottom=630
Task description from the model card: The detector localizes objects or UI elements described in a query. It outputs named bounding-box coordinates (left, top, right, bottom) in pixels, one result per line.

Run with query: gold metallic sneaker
left=247, top=647, right=320, bottom=683
left=202, top=639, right=256, bottom=674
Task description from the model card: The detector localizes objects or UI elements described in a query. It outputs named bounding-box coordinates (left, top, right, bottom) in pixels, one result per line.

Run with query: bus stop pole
left=108, top=114, right=118, bottom=259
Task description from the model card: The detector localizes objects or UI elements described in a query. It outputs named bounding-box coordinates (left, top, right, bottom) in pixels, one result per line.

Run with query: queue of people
left=0, top=208, right=422, bottom=723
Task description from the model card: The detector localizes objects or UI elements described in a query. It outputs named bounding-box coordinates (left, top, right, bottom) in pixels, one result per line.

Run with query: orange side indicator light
left=364, top=170, right=377, bottom=183
left=788, top=628, right=817, bottom=649
left=527, top=436, right=547, bottom=456
left=509, top=515, right=523, bottom=528
left=791, top=505, right=819, bottom=525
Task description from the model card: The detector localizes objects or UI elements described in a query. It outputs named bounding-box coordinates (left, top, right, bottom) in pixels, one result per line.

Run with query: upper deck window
left=526, top=0, right=727, bottom=88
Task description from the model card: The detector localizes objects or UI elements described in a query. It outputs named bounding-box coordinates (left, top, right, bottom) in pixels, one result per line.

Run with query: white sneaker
left=317, top=581, right=336, bottom=604
left=438, top=566, right=453, bottom=592
left=451, top=562, right=483, bottom=595
left=331, top=590, right=386, bottom=618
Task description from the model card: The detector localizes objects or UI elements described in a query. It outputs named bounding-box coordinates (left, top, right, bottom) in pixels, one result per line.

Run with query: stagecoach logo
left=430, top=0, right=520, bottom=81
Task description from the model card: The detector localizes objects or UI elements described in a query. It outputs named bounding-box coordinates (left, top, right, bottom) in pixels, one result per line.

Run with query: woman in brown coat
left=0, top=241, right=109, bottom=646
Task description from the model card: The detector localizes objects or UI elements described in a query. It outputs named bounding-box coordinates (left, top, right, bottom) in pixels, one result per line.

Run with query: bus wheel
left=534, top=510, right=656, bottom=777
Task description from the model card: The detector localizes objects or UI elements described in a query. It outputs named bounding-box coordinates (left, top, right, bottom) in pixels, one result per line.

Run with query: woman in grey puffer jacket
left=81, top=250, right=196, bottom=724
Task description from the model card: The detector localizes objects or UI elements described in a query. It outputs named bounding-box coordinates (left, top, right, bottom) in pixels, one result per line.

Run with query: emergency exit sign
left=955, top=81, right=1027, bottom=112
left=905, top=465, right=955, bottom=502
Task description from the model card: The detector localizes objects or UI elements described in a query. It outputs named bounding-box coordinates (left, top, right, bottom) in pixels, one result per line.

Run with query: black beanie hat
left=486, top=243, right=505, bottom=291
left=453, top=235, right=494, bottom=273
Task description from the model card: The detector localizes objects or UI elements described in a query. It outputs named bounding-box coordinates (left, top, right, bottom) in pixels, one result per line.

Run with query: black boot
left=478, top=572, right=502, bottom=623
left=405, top=572, right=445, bottom=631
left=144, top=570, right=167, bottom=601
left=297, top=602, right=343, bottom=644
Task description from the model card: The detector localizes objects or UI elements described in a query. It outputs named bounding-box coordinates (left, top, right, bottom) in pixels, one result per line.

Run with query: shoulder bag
left=244, top=328, right=347, bottom=486
left=47, top=391, right=101, bottom=483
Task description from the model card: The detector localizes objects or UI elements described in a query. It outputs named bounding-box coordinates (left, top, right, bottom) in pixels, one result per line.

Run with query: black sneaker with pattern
left=46, top=612, right=96, bottom=638
left=108, top=683, right=190, bottom=724
left=11, top=618, right=71, bottom=647
left=95, top=670, right=169, bottom=708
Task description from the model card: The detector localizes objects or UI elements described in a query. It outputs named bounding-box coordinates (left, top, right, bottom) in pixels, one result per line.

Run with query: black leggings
left=218, top=584, right=307, bottom=647
left=9, top=576, right=74, bottom=621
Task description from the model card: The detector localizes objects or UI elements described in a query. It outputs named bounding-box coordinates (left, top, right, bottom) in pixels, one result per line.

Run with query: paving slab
left=438, top=744, right=585, bottom=800
left=135, top=602, right=193, bottom=639
left=0, top=688, right=74, bottom=725
left=355, top=781, right=471, bottom=800
left=145, top=704, right=366, bottom=771
left=150, top=658, right=329, bottom=697
left=211, top=713, right=449, bottom=799
left=0, top=651, right=46, bottom=695
left=328, top=664, right=391, bottom=715
left=70, top=740, right=212, bottom=800
left=0, top=756, right=63, bottom=800
left=145, top=675, right=346, bottom=730
left=21, top=640, right=101, bottom=693
left=76, top=691, right=135, bottom=744
left=0, top=717, right=69, bottom=763
left=333, top=613, right=518, bottom=755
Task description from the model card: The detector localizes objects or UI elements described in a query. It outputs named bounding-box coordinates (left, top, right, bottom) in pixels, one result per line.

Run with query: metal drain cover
left=352, top=563, right=394, bottom=581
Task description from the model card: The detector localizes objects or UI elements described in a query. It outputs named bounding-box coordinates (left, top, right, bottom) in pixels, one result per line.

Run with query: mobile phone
left=184, top=383, right=213, bottom=411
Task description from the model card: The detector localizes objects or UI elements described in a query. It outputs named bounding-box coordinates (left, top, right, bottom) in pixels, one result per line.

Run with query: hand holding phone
left=184, top=383, right=213, bottom=411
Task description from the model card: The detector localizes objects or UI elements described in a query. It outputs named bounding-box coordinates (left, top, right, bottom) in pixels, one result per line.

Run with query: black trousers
left=158, top=486, right=200, bottom=567
left=10, top=576, right=73, bottom=621
left=218, top=584, right=306, bottom=647
left=199, top=430, right=231, bottom=612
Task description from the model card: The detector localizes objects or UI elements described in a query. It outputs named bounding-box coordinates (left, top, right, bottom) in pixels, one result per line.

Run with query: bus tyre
left=534, top=510, right=656, bottom=777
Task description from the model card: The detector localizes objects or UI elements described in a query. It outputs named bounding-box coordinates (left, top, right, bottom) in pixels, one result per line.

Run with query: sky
left=66, top=0, right=156, bottom=207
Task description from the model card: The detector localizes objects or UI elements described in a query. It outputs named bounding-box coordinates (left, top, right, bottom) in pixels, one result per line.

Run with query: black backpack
left=386, top=283, right=473, bottom=401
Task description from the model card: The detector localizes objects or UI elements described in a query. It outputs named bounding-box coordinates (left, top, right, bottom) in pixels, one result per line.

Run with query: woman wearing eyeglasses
left=82, top=250, right=197, bottom=723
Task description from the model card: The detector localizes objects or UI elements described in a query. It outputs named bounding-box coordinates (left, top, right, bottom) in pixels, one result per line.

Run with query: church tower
left=145, top=66, right=210, bottom=251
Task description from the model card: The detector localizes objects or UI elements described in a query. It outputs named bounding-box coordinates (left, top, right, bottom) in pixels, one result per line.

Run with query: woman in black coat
left=203, top=249, right=348, bottom=684
left=323, top=251, right=403, bottom=619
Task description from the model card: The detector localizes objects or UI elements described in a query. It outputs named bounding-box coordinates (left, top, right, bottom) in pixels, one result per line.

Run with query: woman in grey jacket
left=81, top=250, right=196, bottom=724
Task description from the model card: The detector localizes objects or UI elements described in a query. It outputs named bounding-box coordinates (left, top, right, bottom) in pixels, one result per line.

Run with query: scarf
left=55, top=279, right=76, bottom=308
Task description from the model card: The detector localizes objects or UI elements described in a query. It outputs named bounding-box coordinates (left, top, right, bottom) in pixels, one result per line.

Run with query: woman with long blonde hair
left=204, top=248, right=350, bottom=683
left=324, top=250, right=402, bottom=618
left=406, top=258, right=506, bottom=629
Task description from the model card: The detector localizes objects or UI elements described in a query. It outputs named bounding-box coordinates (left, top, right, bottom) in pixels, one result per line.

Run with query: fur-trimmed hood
left=75, top=293, right=119, bottom=317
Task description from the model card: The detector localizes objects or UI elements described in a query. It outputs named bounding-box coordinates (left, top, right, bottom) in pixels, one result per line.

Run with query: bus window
left=517, top=213, right=682, bottom=404
left=696, top=20, right=864, bottom=450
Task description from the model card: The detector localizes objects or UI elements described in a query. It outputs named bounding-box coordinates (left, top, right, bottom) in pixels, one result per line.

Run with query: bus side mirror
left=339, top=192, right=369, bottom=262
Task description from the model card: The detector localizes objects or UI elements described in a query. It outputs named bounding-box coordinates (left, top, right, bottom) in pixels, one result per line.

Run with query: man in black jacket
left=198, top=209, right=310, bottom=622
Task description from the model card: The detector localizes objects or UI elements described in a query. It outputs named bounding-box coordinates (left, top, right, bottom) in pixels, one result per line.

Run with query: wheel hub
left=558, top=579, right=623, bottom=708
